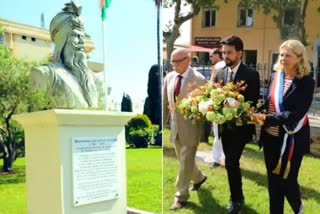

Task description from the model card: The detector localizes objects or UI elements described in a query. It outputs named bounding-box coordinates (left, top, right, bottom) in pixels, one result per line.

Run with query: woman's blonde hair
left=273, top=39, right=310, bottom=79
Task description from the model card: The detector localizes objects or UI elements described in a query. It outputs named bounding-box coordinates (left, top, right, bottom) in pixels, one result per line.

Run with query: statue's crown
left=50, top=1, right=84, bottom=42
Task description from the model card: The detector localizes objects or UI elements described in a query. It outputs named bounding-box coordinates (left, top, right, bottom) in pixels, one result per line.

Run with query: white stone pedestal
left=13, top=109, right=134, bottom=214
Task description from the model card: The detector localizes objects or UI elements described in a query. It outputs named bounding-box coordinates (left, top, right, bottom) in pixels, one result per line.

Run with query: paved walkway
left=309, top=115, right=320, bottom=128
left=127, top=207, right=155, bottom=214
left=195, top=150, right=213, bottom=163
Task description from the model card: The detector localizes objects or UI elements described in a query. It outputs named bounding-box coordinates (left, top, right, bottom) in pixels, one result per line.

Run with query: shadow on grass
left=176, top=188, right=225, bottom=214
left=183, top=188, right=259, bottom=214
left=241, top=204, right=260, bottom=214
left=242, top=168, right=320, bottom=204
left=301, top=186, right=320, bottom=203
left=242, top=168, right=268, bottom=187
left=243, top=144, right=264, bottom=161
left=163, top=145, right=176, bottom=159
left=0, top=165, right=25, bottom=184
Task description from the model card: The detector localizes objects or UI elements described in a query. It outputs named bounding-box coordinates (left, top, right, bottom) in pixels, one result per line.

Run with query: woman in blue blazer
left=259, top=40, right=315, bottom=214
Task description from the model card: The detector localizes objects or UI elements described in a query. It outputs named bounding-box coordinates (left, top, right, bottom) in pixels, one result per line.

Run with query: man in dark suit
left=213, top=35, right=260, bottom=214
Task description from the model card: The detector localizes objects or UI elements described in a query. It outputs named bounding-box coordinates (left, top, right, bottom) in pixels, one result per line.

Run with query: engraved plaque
left=72, top=137, right=119, bottom=206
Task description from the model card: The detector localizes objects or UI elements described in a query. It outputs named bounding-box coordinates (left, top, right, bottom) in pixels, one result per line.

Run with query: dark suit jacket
left=260, top=72, right=315, bottom=154
left=214, top=63, right=260, bottom=143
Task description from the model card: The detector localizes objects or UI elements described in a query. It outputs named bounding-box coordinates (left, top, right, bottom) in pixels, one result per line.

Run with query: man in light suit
left=163, top=49, right=207, bottom=210
left=213, top=36, right=260, bottom=214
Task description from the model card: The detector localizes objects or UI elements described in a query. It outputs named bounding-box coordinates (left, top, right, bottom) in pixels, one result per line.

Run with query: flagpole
left=102, top=19, right=108, bottom=110
left=100, top=0, right=111, bottom=111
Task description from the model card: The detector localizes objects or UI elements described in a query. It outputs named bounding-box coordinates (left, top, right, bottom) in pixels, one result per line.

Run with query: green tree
left=163, top=0, right=216, bottom=71
left=144, top=64, right=162, bottom=146
left=121, top=93, right=133, bottom=112
left=0, top=45, right=49, bottom=173
left=144, top=65, right=161, bottom=126
left=126, top=114, right=152, bottom=148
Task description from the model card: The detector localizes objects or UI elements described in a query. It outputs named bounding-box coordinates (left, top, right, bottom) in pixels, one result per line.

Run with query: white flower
left=225, top=97, right=239, bottom=108
left=198, top=100, right=213, bottom=115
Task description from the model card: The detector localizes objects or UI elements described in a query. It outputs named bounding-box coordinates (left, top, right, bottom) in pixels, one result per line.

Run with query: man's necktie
left=174, top=75, right=183, bottom=101
left=229, top=71, right=234, bottom=82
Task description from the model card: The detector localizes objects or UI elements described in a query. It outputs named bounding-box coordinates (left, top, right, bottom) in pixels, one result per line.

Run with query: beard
left=63, top=45, right=98, bottom=107
left=225, top=58, right=236, bottom=67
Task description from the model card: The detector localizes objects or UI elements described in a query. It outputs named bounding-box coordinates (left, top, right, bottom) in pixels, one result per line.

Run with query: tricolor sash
left=270, top=71, right=308, bottom=179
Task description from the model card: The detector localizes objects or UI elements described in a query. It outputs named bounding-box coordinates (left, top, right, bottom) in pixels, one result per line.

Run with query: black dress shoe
left=190, top=176, right=207, bottom=191
left=209, top=162, right=221, bottom=168
left=226, top=201, right=242, bottom=214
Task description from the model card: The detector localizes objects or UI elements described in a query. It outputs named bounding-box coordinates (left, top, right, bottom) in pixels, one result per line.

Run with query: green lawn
left=163, top=129, right=320, bottom=214
left=0, top=148, right=162, bottom=214
left=0, top=158, right=26, bottom=214
left=126, top=148, right=162, bottom=213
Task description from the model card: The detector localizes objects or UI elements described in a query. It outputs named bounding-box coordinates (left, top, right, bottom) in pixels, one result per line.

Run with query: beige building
left=0, top=18, right=103, bottom=73
left=190, top=0, right=320, bottom=84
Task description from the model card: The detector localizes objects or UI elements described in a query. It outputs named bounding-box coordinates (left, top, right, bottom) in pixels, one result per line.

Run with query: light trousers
left=174, top=137, right=206, bottom=202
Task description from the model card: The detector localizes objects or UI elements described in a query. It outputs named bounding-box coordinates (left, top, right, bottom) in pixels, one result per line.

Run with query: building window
left=271, top=53, right=279, bottom=66
left=239, top=8, right=253, bottom=27
left=203, top=9, right=216, bottom=28
left=0, top=34, right=4, bottom=44
left=243, top=50, right=257, bottom=67
left=282, top=9, right=298, bottom=38
left=31, top=37, right=36, bottom=42
left=22, top=35, right=27, bottom=40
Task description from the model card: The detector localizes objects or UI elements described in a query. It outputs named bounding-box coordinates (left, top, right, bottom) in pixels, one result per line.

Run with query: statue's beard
left=64, top=47, right=97, bottom=107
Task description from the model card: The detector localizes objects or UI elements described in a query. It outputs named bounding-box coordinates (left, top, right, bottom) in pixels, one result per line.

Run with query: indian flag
left=100, top=0, right=112, bottom=21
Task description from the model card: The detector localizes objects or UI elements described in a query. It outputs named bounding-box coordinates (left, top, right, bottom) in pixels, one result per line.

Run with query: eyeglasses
left=170, top=57, right=188, bottom=64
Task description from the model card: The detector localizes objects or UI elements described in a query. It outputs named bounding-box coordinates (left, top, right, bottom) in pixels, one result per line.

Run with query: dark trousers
left=262, top=132, right=303, bottom=214
left=201, top=121, right=211, bottom=143
left=221, top=135, right=246, bottom=202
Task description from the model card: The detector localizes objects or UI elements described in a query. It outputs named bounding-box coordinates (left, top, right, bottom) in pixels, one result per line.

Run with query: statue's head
left=49, top=1, right=97, bottom=107
left=50, top=1, right=85, bottom=66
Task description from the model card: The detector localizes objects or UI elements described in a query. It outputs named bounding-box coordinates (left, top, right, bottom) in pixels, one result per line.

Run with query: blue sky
left=0, top=0, right=159, bottom=106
